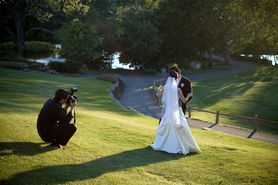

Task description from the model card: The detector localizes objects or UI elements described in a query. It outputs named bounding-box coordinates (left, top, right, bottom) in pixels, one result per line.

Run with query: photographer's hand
left=70, top=101, right=77, bottom=112
left=63, top=104, right=69, bottom=112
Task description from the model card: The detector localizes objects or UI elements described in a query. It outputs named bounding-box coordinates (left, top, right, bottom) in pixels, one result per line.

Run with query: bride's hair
left=169, top=69, right=178, bottom=79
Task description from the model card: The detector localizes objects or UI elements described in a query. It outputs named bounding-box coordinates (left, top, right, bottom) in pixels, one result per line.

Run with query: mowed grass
left=0, top=68, right=277, bottom=185
left=191, top=66, right=278, bottom=134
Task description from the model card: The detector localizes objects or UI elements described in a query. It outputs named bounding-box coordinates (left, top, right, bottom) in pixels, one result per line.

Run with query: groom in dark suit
left=169, top=65, right=193, bottom=114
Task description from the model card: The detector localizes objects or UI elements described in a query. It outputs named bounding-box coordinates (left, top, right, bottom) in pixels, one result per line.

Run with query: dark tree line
left=1, top=0, right=277, bottom=69
left=115, top=0, right=277, bottom=68
left=0, top=0, right=89, bottom=56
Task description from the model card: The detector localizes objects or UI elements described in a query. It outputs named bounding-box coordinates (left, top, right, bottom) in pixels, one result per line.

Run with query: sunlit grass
left=191, top=66, right=278, bottom=133
left=0, top=68, right=277, bottom=185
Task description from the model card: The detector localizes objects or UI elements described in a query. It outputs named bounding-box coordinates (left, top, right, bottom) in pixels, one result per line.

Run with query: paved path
left=117, top=60, right=278, bottom=145
left=119, top=75, right=162, bottom=118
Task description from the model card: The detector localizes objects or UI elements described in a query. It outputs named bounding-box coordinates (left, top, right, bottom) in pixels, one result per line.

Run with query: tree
left=86, top=0, right=119, bottom=55
left=155, top=0, right=218, bottom=67
left=229, top=0, right=278, bottom=55
left=61, top=20, right=104, bottom=69
left=0, top=0, right=89, bottom=56
left=117, top=5, right=162, bottom=69
left=209, top=0, right=278, bottom=59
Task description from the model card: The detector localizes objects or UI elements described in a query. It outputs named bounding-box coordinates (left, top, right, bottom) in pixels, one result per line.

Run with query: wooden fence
left=187, top=104, right=278, bottom=138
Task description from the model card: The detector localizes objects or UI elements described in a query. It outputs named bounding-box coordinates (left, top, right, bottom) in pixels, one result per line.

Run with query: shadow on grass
left=0, top=142, right=55, bottom=156
left=193, top=81, right=255, bottom=109
left=1, top=146, right=183, bottom=184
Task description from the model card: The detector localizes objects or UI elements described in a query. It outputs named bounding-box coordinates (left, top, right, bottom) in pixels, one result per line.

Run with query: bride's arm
left=178, top=88, right=187, bottom=103
left=157, top=86, right=163, bottom=99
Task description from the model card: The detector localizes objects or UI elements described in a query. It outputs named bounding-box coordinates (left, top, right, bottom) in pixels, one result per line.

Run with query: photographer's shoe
left=50, top=143, right=62, bottom=149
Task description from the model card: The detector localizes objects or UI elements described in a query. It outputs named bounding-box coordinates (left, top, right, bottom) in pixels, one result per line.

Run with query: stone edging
left=107, top=77, right=125, bottom=108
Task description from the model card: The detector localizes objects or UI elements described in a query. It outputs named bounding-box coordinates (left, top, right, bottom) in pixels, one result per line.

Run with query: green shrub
left=48, top=61, right=80, bottom=73
left=0, top=51, right=28, bottom=63
left=47, top=61, right=64, bottom=72
left=231, top=54, right=272, bottom=65
left=61, top=20, right=103, bottom=68
left=0, top=42, right=16, bottom=51
left=0, top=61, right=29, bottom=70
left=199, top=56, right=228, bottom=68
left=25, top=41, right=53, bottom=54
left=27, top=61, right=46, bottom=70
left=0, top=41, right=53, bottom=55
left=0, top=50, right=46, bottom=70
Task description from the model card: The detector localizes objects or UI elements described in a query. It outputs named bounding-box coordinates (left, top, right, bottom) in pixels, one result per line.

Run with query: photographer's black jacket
left=37, top=99, right=73, bottom=133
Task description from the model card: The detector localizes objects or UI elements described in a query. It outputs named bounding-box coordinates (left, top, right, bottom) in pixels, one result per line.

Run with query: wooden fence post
left=215, top=111, right=220, bottom=124
left=247, top=114, right=259, bottom=138
left=253, top=114, right=259, bottom=132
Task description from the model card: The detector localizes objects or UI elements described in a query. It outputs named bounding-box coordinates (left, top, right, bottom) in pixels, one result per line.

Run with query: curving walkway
left=118, top=60, right=278, bottom=145
left=119, top=59, right=258, bottom=118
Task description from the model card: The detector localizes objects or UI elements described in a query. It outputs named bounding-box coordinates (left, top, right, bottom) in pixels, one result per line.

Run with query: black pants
left=182, top=97, right=192, bottom=115
left=39, top=124, right=77, bottom=146
left=181, top=104, right=187, bottom=115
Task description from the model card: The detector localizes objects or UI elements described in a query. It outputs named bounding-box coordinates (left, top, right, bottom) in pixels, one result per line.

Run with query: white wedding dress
left=151, top=77, right=201, bottom=155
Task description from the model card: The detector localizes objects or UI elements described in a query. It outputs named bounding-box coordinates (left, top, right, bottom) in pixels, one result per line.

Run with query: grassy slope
left=191, top=66, right=278, bottom=134
left=0, top=68, right=277, bottom=185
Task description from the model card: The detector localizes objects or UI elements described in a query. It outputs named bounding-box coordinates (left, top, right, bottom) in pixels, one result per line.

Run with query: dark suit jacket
left=37, top=99, right=73, bottom=134
left=178, top=76, right=192, bottom=104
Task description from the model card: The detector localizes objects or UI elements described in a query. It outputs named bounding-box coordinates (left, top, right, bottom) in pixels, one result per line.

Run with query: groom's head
left=169, top=70, right=178, bottom=79
left=169, top=64, right=180, bottom=79
left=169, top=64, right=180, bottom=74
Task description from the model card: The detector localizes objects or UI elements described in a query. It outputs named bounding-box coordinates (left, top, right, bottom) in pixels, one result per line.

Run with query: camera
left=66, top=87, right=78, bottom=106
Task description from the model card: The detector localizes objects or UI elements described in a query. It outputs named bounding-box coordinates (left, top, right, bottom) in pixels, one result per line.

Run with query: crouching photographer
left=37, top=88, right=78, bottom=148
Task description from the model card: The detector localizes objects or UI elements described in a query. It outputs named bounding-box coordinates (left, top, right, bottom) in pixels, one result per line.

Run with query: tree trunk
left=15, top=21, right=25, bottom=56
left=224, top=40, right=230, bottom=64
left=14, top=2, right=26, bottom=56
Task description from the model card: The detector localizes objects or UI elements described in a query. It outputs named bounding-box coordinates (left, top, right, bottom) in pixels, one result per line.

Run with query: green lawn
left=0, top=68, right=277, bottom=185
left=191, top=66, right=278, bottom=134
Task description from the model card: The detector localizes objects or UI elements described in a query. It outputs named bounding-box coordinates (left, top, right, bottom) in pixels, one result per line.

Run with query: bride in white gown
left=151, top=72, right=201, bottom=155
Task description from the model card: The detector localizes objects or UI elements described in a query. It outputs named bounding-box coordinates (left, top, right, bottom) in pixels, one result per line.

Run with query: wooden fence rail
left=188, top=105, right=278, bottom=137
left=189, top=106, right=278, bottom=124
